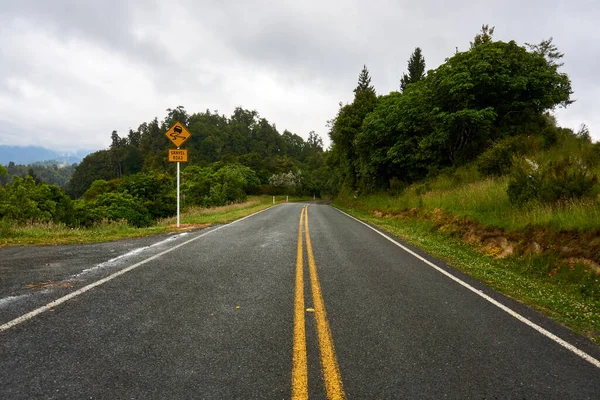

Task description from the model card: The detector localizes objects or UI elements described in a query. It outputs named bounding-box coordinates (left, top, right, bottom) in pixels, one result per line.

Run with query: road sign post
left=165, top=122, right=192, bottom=228
left=177, top=157, right=180, bottom=227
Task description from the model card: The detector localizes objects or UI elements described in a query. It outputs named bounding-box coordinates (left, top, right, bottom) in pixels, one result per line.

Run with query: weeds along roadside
left=334, top=191, right=600, bottom=346
left=0, top=196, right=293, bottom=246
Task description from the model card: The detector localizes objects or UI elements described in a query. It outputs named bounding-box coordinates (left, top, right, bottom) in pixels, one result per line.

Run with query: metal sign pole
left=177, top=149, right=180, bottom=228
left=164, top=121, right=191, bottom=229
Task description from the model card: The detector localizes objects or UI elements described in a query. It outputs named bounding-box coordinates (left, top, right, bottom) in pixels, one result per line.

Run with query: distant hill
left=0, top=146, right=93, bottom=166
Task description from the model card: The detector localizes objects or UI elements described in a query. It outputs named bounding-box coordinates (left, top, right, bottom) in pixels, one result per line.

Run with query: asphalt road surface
left=1, top=203, right=600, bottom=399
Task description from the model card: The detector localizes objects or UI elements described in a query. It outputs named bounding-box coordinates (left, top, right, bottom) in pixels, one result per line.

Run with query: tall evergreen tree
left=400, top=47, right=426, bottom=92
left=355, top=65, right=375, bottom=93
left=329, top=65, right=377, bottom=189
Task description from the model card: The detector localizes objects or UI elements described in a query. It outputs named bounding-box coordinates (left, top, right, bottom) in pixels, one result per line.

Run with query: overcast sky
left=1, top=0, right=599, bottom=152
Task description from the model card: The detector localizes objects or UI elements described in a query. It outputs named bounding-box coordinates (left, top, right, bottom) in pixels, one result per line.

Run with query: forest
left=0, top=104, right=330, bottom=227
left=1, top=26, right=597, bottom=230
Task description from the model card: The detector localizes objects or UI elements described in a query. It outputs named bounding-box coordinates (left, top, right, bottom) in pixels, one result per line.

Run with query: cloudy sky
left=1, top=0, right=599, bottom=152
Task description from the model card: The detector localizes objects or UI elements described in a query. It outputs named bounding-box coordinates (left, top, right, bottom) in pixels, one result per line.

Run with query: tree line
left=1, top=106, right=331, bottom=227
left=327, top=26, right=578, bottom=195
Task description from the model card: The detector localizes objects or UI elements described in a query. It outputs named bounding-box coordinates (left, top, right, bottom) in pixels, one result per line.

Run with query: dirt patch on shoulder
left=373, top=207, right=600, bottom=272
left=169, top=223, right=211, bottom=232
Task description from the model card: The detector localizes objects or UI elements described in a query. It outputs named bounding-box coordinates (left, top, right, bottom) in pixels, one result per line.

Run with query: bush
left=182, top=163, right=260, bottom=207
left=98, top=192, right=153, bottom=227
left=75, top=192, right=153, bottom=227
left=83, top=180, right=113, bottom=201
left=269, top=171, right=302, bottom=195
left=217, top=165, right=249, bottom=203
left=0, top=176, right=74, bottom=225
left=507, top=156, right=597, bottom=206
left=477, top=136, right=529, bottom=177
left=507, top=159, right=541, bottom=206
left=118, top=173, right=176, bottom=219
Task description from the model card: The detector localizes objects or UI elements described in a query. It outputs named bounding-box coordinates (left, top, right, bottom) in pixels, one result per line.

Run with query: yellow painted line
left=304, top=206, right=346, bottom=400
left=292, top=207, right=308, bottom=400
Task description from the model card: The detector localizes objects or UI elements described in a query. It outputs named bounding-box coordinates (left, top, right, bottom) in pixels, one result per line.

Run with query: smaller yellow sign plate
left=165, top=121, right=192, bottom=147
left=168, top=149, right=188, bottom=162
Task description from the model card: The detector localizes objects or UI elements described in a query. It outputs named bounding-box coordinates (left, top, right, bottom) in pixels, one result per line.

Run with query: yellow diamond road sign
left=165, top=121, right=191, bottom=147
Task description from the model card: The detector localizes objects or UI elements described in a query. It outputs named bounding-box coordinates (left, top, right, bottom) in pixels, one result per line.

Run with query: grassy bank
left=351, top=165, right=600, bottom=232
left=0, top=196, right=282, bottom=246
left=334, top=192, right=600, bottom=345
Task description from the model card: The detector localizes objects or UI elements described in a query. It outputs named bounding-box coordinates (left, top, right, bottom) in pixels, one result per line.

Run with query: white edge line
left=333, top=207, right=600, bottom=369
left=0, top=206, right=274, bottom=333
left=73, top=233, right=189, bottom=278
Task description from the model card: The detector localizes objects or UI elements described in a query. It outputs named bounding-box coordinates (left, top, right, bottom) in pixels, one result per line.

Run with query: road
left=1, top=203, right=600, bottom=399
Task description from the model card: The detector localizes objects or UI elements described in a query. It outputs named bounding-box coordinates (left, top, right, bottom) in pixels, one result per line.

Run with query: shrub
left=83, top=180, right=113, bottom=201
left=118, top=172, right=176, bottom=219
left=507, top=158, right=541, bottom=206
left=0, top=176, right=74, bottom=225
left=477, top=136, right=529, bottom=177
left=74, top=192, right=153, bottom=227
left=269, top=171, right=302, bottom=195
left=507, top=156, right=597, bottom=206
left=182, top=163, right=259, bottom=207
left=217, top=165, right=249, bottom=203
left=98, top=192, right=153, bottom=227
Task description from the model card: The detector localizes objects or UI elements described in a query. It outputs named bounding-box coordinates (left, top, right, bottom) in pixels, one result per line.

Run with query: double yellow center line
left=292, top=206, right=345, bottom=400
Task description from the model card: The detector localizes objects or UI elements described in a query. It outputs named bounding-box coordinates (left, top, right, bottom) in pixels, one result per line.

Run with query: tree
left=400, top=47, right=426, bottom=92
left=269, top=171, right=301, bottom=195
left=128, top=128, right=142, bottom=148
left=353, top=38, right=574, bottom=190
left=306, top=131, right=324, bottom=151
left=423, top=39, right=572, bottom=165
left=329, top=66, right=377, bottom=189
left=355, top=65, right=375, bottom=94
left=109, top=130, right=128, bottom=178
left=27, top=168, right=41, bottom=184
left=470, top=24, right=495, bottom=48
left=281, top=130, right=305, bottom=159
left=526, top=37, right=564, bottom=67
left=163, top=106, right=189, bottom=129
left=67, top=150, right=115, bottom=198
left=0, top=176, right=73, bottom=224
left=138, top=118, right=169, bottom=172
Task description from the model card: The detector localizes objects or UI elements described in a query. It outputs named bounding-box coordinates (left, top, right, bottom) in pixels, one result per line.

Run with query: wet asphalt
left=1, top=203, right=599, bottom=399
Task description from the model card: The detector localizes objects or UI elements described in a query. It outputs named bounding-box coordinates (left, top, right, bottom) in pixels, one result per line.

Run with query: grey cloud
left=0, top=0, right=599, bottom=152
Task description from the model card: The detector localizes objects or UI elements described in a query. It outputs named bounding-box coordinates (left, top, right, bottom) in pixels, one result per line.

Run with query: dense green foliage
left=0, top=176, right=74, bottom=225
left=2, top=105, right=328, bottom=228
left=66, top=106, right=328, bottom=199
left=328, top=65, right=378, bottom=189
left=329, top=28, right=580, bottom=211
left=507, top=148, right=598, bottom=206
left=181, top=163, right=261, bottom=207
left=476, top=136, right=529, bottom=177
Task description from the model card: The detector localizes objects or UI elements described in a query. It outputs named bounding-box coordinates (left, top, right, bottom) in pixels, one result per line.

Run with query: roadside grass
left=334, top=203, right=600, bottom=345
left=357, top=164, right=600, bottom=232
left=0, top=196, right=278, bottom=247
left=160, top=196, right=277, bottom=226
left=0, top=219, right=169, bottom=246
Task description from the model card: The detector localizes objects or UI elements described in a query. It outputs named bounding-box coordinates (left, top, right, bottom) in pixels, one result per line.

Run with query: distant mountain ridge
left=0, top=146, right=93, bottom=165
